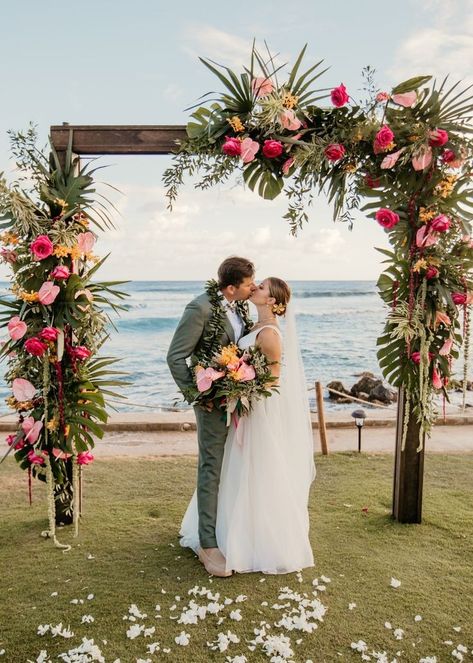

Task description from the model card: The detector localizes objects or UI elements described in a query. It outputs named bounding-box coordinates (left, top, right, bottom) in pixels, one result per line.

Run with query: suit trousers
left=194, top=405, right=228, bottom=548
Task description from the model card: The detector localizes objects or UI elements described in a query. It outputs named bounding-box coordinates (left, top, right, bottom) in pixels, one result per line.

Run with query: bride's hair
left=268, top=277, right=291, bottom=316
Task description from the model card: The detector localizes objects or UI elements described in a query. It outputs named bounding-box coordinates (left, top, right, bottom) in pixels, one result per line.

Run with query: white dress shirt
left=223, top=299, right=245, bottom=342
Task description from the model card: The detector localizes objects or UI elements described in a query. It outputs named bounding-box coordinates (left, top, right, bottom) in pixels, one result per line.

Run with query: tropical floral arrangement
left=163, top=43, right=473, bottom=446
left=192, top=342, right=277, bottom=424
left=0, top=127, right=128, bottom=548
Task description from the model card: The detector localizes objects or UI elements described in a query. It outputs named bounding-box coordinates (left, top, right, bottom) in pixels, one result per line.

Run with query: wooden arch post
left=50, top=123, right=424, bottom=524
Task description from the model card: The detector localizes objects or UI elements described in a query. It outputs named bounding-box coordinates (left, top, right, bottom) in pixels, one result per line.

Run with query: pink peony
left=30, top=235, right=54, bottom=260
left=27, top=450, right=45, bottom=466
left=38, top=281, right=60, bottom=306
left=77, top=232, right=95, bottom=255
left=72, top=345, right=92, bottom=361
left=240, top=137, right=260, bottom=164
left=282, top=157, right=295, bottom=175
left=22, top=417, right=44, bottom=444
left=262, top=140, right=283, bottom=159
left=50, top=265, right=70, bottom=280
left=324, top=143, right=346, bottom=162
left=0, top=248, right=17, bottom=264
left=380, top=148, right=405, bottom=169
left=24, top=337, right=48, bottom=357
left=330, top=83, right=349, bottom=107
left=429, top=128, right=449, bottom=147
left=222, top=136, right=241, bottom=157
left=439, top=338, right=453, bottom=356
left=7, top=316, right=27, bottom=341
left=373, top=125, right=394, bottom=153
left=391, top=91, right=417, bottom=107
left=416, top=225, right=439, bottom=248
left=430, top=214, right=451, bottom=232
left=452, top=292, right=467, bottom=305
left=375, top=208, right=400, bottom=229
left=251, top=77, right=274, bottom=97
left=77, top=451, right=95, bottom=465
left=196, top=366, right=225, bottom=393
left=279, top=109, right=302, bottom=130
left=12, top=378, right=36, bottom=401
left=376, top=91, right=390, bottom=103
left=412, top=145, right=433, bottom=171
left=411, top=351, right=434, bottom=365
left=432, top=367, right=443, bottom=390
left=39, top=326, right=60, bottom=342
left=234, top=361, right=256, bottom=382
left=425, top=266, right=439, bottom=279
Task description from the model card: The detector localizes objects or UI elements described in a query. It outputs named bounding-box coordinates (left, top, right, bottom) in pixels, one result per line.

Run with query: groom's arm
left=167, top=298, right=206, bottom=403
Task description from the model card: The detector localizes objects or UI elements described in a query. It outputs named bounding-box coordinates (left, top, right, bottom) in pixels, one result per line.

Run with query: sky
left=0, top=0, right=472, bottom=281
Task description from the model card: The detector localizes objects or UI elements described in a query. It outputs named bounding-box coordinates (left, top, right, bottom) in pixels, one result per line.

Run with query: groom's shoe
left=197, top=546, right=232, bottom=577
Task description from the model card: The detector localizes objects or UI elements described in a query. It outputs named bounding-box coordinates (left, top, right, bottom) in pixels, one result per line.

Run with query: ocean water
left=0, top=280, right=389, bottom=413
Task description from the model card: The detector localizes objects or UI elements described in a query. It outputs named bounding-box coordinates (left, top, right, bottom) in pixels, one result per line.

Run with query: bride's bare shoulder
left=256, top=326, right=282, bottom=357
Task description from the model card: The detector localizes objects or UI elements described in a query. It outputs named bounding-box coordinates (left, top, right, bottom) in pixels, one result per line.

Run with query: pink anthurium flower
left=196, top=367, right=225, bottom=393
left=416, top=225, right=439, bottom=248
left=380, top=148, right=405, bottom=169
left=240, top=137, right=260, bottom=164
left=12, top=378, right=36, bottom=402
left=234, top=362, right=256, bottom=382
left=52, top=447, right=73, bottom=460
left=279, top=109, right=302, bottom=130
left=412, top=146, right=433, bottom=171
left=251, top=77, right=273, bottom=97
left=77, top=232, right=96, bottom=254
left=432, top=367, right=443, bottom=390
left=7, top=316, right=27, bottom=341
left=38, top=281, right=60, bottom=306
left=21, top=417, right=44, bottom=444
left=391, top=91, right=417, bottom=107
left=439, top=338, right=453, bottom=356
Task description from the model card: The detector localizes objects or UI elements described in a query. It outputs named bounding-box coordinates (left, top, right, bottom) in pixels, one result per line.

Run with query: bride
left=180, top=277, right=316, bottom=574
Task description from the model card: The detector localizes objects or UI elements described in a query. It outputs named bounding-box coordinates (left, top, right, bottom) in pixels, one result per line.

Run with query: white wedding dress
left=180, top=307, right=316, bottom=574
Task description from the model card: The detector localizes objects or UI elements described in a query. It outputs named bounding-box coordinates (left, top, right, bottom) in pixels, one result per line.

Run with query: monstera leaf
left=243, top=161, right=284, bottom=200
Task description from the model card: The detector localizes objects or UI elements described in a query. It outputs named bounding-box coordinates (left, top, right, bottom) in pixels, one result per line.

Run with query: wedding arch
left=1, top=45, right=472, bottom=546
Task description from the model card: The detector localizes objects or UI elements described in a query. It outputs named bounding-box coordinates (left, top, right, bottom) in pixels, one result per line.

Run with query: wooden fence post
left=315, top=381, right=329, bottom=455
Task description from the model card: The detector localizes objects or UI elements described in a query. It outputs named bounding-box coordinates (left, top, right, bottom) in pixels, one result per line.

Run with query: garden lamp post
left=351, top=409, right=367, bottom=453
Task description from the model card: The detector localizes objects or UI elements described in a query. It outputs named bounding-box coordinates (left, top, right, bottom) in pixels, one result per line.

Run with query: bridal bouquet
left=192, top=343, right=277, bottom=423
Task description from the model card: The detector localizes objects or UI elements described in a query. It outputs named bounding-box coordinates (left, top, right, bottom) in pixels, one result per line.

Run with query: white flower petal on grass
left=50, top=592, right=58, bottom=597
left=128, top=604, right=147, bottom=620
left=351, top=640, right=368, bottom=653
left=457, top=645, right=468, bottom=653
left=70, top=599, right=79, bottom=605
left=235, top=595, right=247, bottom=603
left=453, top=626, right=462, bottom=632
left=37, top=625, right=50, bottom=636
left=390, top=578, right=401, bottom=588
left=320, top=575, right=331, bottom=583
left=126, top=624, right=145, bottom=640
left=348, top=603, right=357, bottom=610
left=414, top=615, right=422, bottom=622
left=444, top=640, right=453, bottom=645
left=384, top=622, right=392, bottom=629
left=224, top=598, right=233, bottom=605
left=144, top=627, right=155, bottom=637
left=162, top=648, right=171, bottom=654
left=28, top=651, right=50, bottom=663
left=147, top=642, right=160, bottom=654
left=261, top=601, right=268, bottom=607
left=81, top=615, right=95, bottom=624
left=175, top=631, right=190, bottom=646
left=419, top=657, right=437, bottom=662
left=136, top=659, right=152, bottom=663
left=0, top=650, right=4, bottom=657
left=452, top=650, right=464, bottom=661
left=50, top=623, right=74, bottom=639
left=393, top=628, right=404, bottom=640
left=230, top=609, right=242, bottom=621
left=87, top=553, right=95, bottom=560
left=259, top=578, right=265, bottom=583
left=225, top=656, right=247, bottom=663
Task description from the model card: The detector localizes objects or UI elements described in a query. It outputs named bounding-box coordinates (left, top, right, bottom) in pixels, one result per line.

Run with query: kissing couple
left=167, top=256, right=315, bottom=576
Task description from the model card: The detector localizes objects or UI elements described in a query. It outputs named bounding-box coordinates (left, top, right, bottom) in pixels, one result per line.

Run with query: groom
left=167, top=256, right=256, bottom=577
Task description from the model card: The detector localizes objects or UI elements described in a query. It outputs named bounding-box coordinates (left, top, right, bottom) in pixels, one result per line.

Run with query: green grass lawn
left=1, top=452, right=472, bottom=663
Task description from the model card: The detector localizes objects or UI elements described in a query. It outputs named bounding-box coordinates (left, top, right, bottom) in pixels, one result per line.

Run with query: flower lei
left=197, top=279, right=253, bottom=363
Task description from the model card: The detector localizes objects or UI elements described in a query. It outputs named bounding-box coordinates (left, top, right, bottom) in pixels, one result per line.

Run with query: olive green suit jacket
left=167, top=293, right=238, bottom=403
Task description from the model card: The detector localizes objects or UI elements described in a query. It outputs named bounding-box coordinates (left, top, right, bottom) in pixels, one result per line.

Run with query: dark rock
left=369, top=383, right=397, bottom=404
left=351, top=376, right=382, bottom=397
left=358, top=391, right=370, bottom=401
left=327, top=380, right=350, bottom=401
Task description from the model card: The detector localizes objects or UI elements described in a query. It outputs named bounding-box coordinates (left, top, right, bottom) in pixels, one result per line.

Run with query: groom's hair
left=218, top=256, right=255, bottom=289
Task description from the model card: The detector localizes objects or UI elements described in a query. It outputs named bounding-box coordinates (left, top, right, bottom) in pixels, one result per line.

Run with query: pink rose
left=375, top=208, right=400, bottom=229
left=77, top=451, right=95, bottom=465
left=432, top=367, right=443, bottom=390
left=380, top=148, right=405, bottom=169
left=425, top=266, right=439, bottom=279
left=30, top=235, right=54, bottom=260
left=27, top=450, right=45, bottom=466
left=50, top=265, right=70, bottom=280
left=430, top=214, right=451, bottom=232
left=12, top=378, right=36, bottom=401
left=279, top=109, right=302, bottom=131
left=416, top=225, right=439, bottom=248
left=77, top=232, right=95, bottom=254
left=234, top=361, right=256, bottom=382
left=364, top=174, right=381, bottom=189
left=282, top=157, right=295, bottom=175
left=439, top=338, right=453, bottom=356
left=452, top=292, right=467, bottom=305
left=251, top=77, right=273, bottom=97
left=373, top=125, right=394, bottom=153
left=412, top=146, right=433, bottom=171
left=330, top=83, right=349, bottom=107
left=72, top=345, right=92, bottom=361
left=7, top=316, right=27, bottom=341
left=222, top=136, right=241, bottom=157
left=38, top=281, right=60, bottom=306
left=442, top=149, right=464, bottom=169
left=411, top=351, right=434, bottom=365
left=52, top=447, right=72, bottom=460
left=22, top=417, right=44, bottom=444
left=24, top=337, right=48, bottom=357
left=391, top=91, right=417, bottom=107
left=262, top=140, right=283, bottom=159
left=240, top=137, right=260, bottom=164
left=196, top=366, right=225, bottom=393
left=429, top=128, right=449, bottom=147
left=39, top=326, right=60, bottom=342
left=0, top=248, right=17, bottom=264
left=376, top=92, right=390, bottom=103
left=324, top=143, right=346, bottom=162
